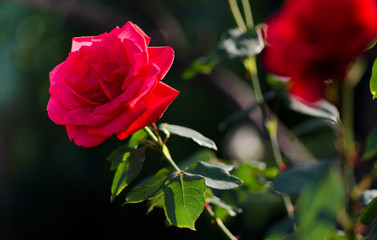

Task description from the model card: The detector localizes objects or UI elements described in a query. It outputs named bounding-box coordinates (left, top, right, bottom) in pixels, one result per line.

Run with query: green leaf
left=110, top=146, right=146, bottom=202
left=107, top=146, right=133, bottom=171
left=287, top=97, right=340, bottom=124
left=125, top=168, right=172, bottom=204
left=358, top=196, right=377, bottom=224
left=178, top=150, right=216, bottom=170
left=159, top=123, right=218, bottom=150
left=232, top=162, right=277, bottom=192
left=363, top=126, right=377, bottom=160
left=147, top=192, right=165, bottom=214
left=128, top=128, right=148, bottom=148
left=186, top=161, right=242, bottom=190
left=182, top=27, right=265, bottom=80
left=182, top=55, right=219, bottom=80
left=370, top=57, right=377, bottom=99
left=107, top=129, right=148, bottom=170
left=163, top=172, right=206, bottom=230
left=273, top=162, right=329, bottom=195
left=295, top=166, right=344, bottom=240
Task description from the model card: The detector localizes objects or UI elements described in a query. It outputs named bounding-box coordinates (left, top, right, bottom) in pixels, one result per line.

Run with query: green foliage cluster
left=108, top=125, right=242, bottom=230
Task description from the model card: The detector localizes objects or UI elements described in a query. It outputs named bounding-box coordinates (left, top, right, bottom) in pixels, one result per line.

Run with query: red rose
left=47, top=22, right=179, bottom=147
left=263, top=0, right=377, bottom=103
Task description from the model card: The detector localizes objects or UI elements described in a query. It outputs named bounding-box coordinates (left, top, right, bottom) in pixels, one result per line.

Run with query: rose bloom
left=47, top=22, right=179, bottom=147
left=263, top=0, right=377, bottom=103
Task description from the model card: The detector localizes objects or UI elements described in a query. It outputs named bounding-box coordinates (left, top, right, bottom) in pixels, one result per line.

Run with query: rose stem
left=228, top=0, right=247, bottom=32
left=205, top=205, right=239, bottom=240
left=341, top=69, right=359, bottom=236
left=143, top=126, right=181, bottom=172
left=228, top=0, right=296, bottom=228
left=241, top=0, right=254, bottom=29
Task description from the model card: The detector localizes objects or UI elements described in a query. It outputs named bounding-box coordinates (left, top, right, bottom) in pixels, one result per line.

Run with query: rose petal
left=88, top=102, right=148, bottom=137
left=121, top=39, right=145, bottom=89
left=148, top=47, right=175, bottom=80
left=49, top=79, right=88, bottom=110
left=117, top=82, right=179, bottom=139
left=47, top=97, right=70, bottom=125
left=130, top=22, right=151, bottom=45
left=80, top=45, right=109, bottom=72
left=117, top=22, right=151, bottom=50
left=93, top=63, right=159, bottom=115
left=66, top=125, right=108, bottom=147
left=290, top=77, right=325, bottom=103
left=71, top=33, right=107, bottom=52
left=49, top=53, right=101, bottom=109
left=127, top=62, right=160, bottom=108
left=50, top=74, right=102, bottom=110
left=67, top=106, right=119, bottom=127
left=49, top=62, right=64, bottom=85
left=104, top=36, right=128, bottom=67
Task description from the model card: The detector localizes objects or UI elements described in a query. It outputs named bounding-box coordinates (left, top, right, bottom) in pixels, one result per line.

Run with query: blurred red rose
left=263, top=0, right=377, bottom=103
left=47, top=22, right=179, bottom=147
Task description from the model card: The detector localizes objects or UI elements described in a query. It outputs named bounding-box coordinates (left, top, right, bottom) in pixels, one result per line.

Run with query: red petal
left=71, top=33, right=107, bottom=52
left=290, top=77, right=325, bottom=103
left=66, top=125, right=108, bottom=147
left=148, top=47, right=175, bottom=80
left=47, top=97, right=70, bottom=125
left=88, top=102, right=148, bottom=137
left=117, top=82, right=179, bottom=139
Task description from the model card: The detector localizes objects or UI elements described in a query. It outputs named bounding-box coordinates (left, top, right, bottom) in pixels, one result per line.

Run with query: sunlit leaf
left=107, top=145, right=133, bottom=171
left=110, top=146, right=146, bottom=202
left=159, top=123, right=218, bottom=150
left=185, top=161, right=242, bottom=190
left=370, top=57, right=377, bottom=99
left=107, top=129, right=147, bottom=170
left=128, top=128, right=148, bottom=148
left=163, top=172, right=206, bottom=230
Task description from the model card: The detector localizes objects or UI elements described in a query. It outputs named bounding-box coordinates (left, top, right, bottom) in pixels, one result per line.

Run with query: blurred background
left=4, top=0, right=376, bottom=239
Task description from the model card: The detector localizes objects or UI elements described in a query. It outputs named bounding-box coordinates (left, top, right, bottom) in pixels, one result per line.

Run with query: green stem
left=144, top=126, right=159, bottom=143
left=341, top=81, right=358, bottom=238
left=143, top=127, right=181, bottom=172
left=342, top=82, right=356, bottom=163
left=244, top=56, right=296, bottom=227
left=205, top=206, right=238, bottom=240
left=228, top=0, right=247, bottom=32
left=241, top=0, right=254, bottom=29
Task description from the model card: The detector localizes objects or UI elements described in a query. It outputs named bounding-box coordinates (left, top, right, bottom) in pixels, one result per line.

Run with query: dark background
left=5, top=0, right=376, bottom=239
